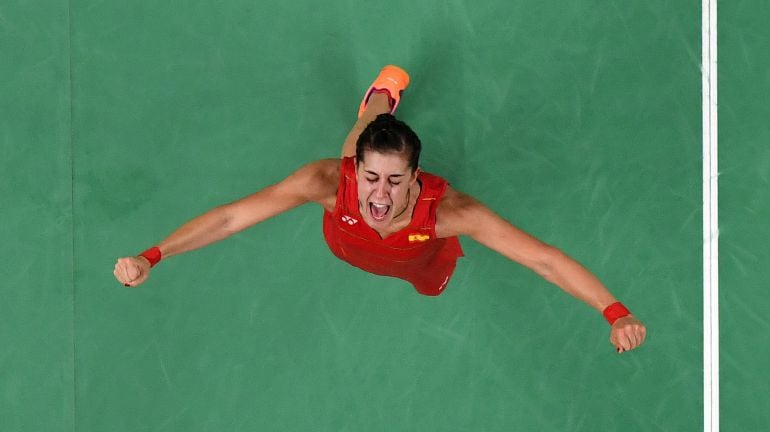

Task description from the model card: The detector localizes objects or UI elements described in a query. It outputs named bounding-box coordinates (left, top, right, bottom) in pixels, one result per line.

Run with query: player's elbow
left=218, top=204, right=242, bottom=234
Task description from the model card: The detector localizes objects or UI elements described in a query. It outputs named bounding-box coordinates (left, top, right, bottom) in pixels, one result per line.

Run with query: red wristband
left=139, top=246, right=162, bottom=268
left=603, top=302, right=631, bottom=325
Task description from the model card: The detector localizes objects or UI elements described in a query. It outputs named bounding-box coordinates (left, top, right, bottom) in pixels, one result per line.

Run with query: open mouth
left=369, top=203, right=391, bottom=221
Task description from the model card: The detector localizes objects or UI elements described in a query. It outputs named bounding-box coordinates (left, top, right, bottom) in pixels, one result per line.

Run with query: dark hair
left=355, top=113, right=421, bottom=172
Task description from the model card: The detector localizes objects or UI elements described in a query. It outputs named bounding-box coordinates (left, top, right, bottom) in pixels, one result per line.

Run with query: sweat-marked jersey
left=322, top=157, right=464, bottom=296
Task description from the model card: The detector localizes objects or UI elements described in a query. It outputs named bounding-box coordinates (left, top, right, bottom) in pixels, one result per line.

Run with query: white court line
left=702, top=0, right=719, bottom=430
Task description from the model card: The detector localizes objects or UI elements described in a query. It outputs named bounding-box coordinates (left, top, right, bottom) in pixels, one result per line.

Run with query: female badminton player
left=114, top=65, right=647, bottom=353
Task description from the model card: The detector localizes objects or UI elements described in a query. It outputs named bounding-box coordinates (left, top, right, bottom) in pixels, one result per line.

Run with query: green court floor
left=1, top=0, right=767, bottom=431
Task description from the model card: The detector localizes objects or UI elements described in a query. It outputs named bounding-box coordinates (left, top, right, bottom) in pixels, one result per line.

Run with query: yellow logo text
left=408, top=234, right=431, bottom=243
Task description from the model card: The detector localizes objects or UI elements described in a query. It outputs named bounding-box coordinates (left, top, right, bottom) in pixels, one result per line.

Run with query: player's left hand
left=610, top=316, right=647, bottom=353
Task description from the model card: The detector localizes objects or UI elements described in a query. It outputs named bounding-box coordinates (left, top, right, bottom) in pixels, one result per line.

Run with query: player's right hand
left=114, top=256, right=151, bottom=287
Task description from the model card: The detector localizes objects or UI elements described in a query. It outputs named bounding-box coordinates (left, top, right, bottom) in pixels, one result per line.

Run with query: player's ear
left=411, top=166, right=421, bottom=182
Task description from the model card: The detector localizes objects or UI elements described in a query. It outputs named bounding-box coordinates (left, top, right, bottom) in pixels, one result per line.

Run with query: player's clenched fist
left=610, top=316, right=647, bottom=353
left=114, top=256, right=151, bottom=287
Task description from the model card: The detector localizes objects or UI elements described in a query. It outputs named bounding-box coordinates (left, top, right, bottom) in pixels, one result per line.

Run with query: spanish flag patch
left=408, top=234, right=431, bottom=243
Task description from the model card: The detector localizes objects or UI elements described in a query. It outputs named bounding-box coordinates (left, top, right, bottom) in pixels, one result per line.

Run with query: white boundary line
left=702, top=0, right=719, bottom=430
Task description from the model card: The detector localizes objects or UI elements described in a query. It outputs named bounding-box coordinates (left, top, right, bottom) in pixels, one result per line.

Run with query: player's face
left=356, top=150, right=419, bottom=229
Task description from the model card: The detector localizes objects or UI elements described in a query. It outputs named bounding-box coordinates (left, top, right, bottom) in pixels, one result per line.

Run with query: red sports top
left=322, top=157, right=464, bottom=296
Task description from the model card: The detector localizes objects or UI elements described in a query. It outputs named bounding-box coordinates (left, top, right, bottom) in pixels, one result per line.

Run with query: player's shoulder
left=289, top=158, right=337, bottom=180
left=436, top=186, right=482, bottom=237
left=291, top=158, right=340, bottom=204
left=439, top=186, right=478, bottom=213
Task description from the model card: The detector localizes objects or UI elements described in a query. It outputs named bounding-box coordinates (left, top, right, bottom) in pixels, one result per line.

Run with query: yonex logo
left=341, top=215, right=358, bottom=225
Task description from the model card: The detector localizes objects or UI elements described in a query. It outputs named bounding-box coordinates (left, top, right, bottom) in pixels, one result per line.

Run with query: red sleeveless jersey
left=322, top=157, right=464, bottom=296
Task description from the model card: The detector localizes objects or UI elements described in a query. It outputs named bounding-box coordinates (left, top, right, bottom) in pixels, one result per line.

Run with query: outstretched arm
left=436, top=187, right=647, bottom=353
left=114, top=159, right=338, bottom=287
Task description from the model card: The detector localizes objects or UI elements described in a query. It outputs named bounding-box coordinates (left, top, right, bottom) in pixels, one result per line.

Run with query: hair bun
left=355, top=114, right=422, bottom=171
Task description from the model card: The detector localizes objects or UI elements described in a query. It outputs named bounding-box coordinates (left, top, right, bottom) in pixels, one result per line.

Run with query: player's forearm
left=534, top=247, right=618, bottom=313
left=146, top=164, right=321, bottom=261
left=154, top=205, right=235, bottom=259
